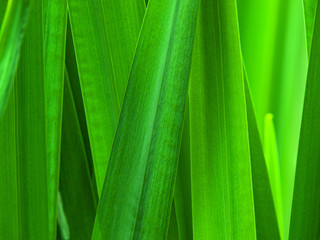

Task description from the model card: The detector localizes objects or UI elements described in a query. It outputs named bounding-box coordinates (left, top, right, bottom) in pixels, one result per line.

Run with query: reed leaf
left=92, top=0, right=199, bottom=238
left=66, top=0, right=145, bottom=194
left=16, top=1, right=49, bottom=238
left=289, top=0, right=320, bottom=238
left=59, top=71, right=97, bottom=240
left=244, top=77, right=281, bottom=240
left=0, top=0, right=29, bottom=115
left=189, top=0, right=256, bottom=238
left=43, top=1, right=67, bottom=238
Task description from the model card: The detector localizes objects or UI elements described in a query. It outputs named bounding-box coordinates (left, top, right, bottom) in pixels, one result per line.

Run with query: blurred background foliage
left=237, top=0, right=308, bottom=238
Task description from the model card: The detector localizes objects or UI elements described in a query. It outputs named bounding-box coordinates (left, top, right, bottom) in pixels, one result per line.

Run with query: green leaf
left=189, top=0, right=256, bottom=238
left=244, top=77, right=281, bottom=240
left=43, top=0, right=67, bottom=239
left=65, top=20, right=93, bottom=176
left=289, top=1, right=320, bottom=238
left=66, top=0, right=145, bottom=194
left=304, top=0, right=318, bottom=54
left=167, top=203, right=179, bottom=240
left=0, top=3, right=19, bottom=239
left=0, top=89, right=18, bottom=239
left=16, top=1, right=49, bottom=238
left=59, top=70, right=97, bottom=240
left=0, top=0, right=30, bottom=116
left=263, top=113, right=283, bottom=237
left=174, top=102, right=193, bottom=240
left=92, top=0, right=199, bottom=238
left=57, top=192, right=70, bottom=240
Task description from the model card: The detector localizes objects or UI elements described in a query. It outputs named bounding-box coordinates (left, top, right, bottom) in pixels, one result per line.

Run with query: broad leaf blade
left=92, top=0, right=199, bottom=238
left=16, top=1, right=49, bottom=238
left=189, top=0, right=256, bottom=238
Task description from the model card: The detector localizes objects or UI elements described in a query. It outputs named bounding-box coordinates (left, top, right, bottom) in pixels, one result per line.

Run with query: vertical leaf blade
left=43, top=0, right=67, bottom=238
left=16, top=1, right=49, bottom=238
left=189, top=0, right=256, bottom=238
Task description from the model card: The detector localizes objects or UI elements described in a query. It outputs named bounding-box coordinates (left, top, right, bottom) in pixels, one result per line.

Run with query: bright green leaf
left=244, top=77, right=281, bottom=240
left=189, top=0, right=256, bottom=238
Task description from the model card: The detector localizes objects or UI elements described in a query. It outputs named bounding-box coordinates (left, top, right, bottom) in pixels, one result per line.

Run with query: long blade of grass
left=15, top=1, right=49, bottom=238
left=66, top=0, right=145, bottom=194
left=189, top=0, right=256, bottom=238
left=0, top=0, right=29, bottom=116
left=43, top=1, right=67, bottom=239
left=92, top=0, right=199, bottom=238
left=289, top=1, right=320, bottom=238
left=59, top=70, right=97, bottom=240
left=244, top=77, right=281, bottom=240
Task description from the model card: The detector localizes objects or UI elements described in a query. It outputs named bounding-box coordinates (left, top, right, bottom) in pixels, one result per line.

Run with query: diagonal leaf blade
left=92, top=0, right=199, bottom=238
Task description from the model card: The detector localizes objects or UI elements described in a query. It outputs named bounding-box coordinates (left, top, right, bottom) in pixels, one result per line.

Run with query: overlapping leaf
left=43, top=0, right=67, bottom=238
left=0, top=0, right=29, bottom=115
left=289, top=0, right=320, bottom=238
left=245, top=77, right=281, bottom=240
left=92, top=0, right=199, bottom=238
left=66, top=0, right=145, bottom=194
left=189, top=0, right=256, bottom=238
